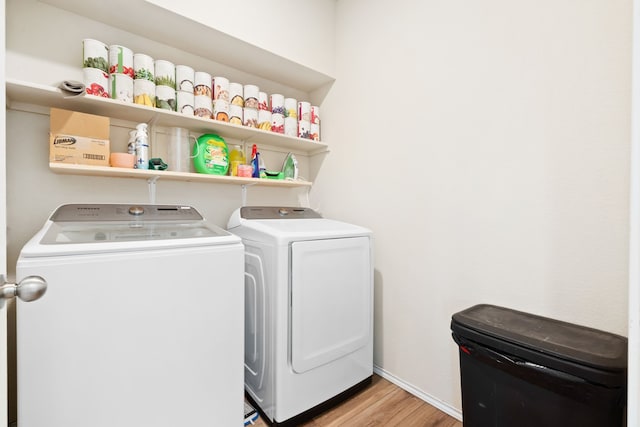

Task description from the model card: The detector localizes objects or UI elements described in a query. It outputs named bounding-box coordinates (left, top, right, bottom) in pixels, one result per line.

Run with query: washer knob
left=129, top=206, right=145, bottom=216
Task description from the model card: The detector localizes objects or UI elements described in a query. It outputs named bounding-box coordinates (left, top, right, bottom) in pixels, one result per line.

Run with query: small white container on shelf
left=154, top=59, right=176, bottom=89
left=258, top=91, right=269, bottom=110
left=176, top=65, right=195, bottom=92
left=298, top=101, right=311, bottom=121
left=213, top=98, right=230, bottom=122
left=109, top=73, right=133, bottom=102
left=82, top=39, right=108, bottom=72
left=298, top=119, right=311, bottom=139
left=271, top=113, right=284, bottom=134
left=229, top=104, right=243, bottom=125
left=194, top=71, right=212, bottom=98
left=133, top=53, right=154, bottom=81
left=194, top=95, right=212, bottom=118
left=258, top=109, right=272, bottom=131
left=243, top=107, right=258, bottom=127
left=244, top=84, right=259, bottom=109
left=176, top=90, right=194, bottom=116
left=284, top=117, right=297, bottom=137
left=311, top=105, right=321, bottom=124
left=134, top=79, right=155, bottom=107
left=156, top=85, right=176, bottom=111
left=229, top=82, right=244, bottom=107
left=108, top=45, right=134, bottom=77
left=284, top=98, right=297, bottom=119
left=213, top=76, right=229, bottom=101
left=310, top=122, right=321, bottom=141
left=82, top=67, right=109, bottom=98
left=270, top=93, right=285, bottom=115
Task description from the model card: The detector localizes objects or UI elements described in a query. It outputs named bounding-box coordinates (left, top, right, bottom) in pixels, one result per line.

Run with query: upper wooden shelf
left=6, top=79, right=329, bottom=155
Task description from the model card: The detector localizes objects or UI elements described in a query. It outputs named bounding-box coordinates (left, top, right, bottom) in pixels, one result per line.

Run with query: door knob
left=1, top=275, right=47, bottom=302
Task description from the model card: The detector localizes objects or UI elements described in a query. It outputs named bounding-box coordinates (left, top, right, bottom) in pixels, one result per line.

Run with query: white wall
left=145, top=0, right=336, bottom=78
left=312, top=0, right=632, bottom=411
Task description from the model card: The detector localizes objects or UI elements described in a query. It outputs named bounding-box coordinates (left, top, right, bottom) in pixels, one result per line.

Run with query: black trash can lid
left=452, top=304, right=627, bottom=372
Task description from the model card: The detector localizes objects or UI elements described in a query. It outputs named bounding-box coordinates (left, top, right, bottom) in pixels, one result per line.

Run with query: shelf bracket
left=241, top=183, right=258, bottom=206
left=301, top=185, right=312, bottom=208
left=147, top=176, right=159, bottom=204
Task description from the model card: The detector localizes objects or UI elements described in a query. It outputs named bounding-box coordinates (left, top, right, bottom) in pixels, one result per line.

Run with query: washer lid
left=20, top=204, right=240, bottom=256
left=40, top=220, right=222, bottom=244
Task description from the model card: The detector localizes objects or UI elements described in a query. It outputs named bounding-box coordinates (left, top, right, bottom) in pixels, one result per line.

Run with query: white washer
left=227, top=206, right=374, bottom=426
left=16, top=204, right=244, bottom=427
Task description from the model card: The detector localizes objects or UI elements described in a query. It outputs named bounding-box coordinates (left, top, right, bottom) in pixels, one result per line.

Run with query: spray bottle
left=134, top=123, right=149, bottom=170
left=251, top=144, right=260, bottom=178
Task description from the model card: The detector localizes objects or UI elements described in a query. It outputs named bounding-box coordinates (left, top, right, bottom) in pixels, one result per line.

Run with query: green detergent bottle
left=193, top=134, right=229, bottom=175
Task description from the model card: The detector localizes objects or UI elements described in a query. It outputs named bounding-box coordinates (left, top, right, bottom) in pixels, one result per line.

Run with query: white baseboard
left=373, top=365, right=463, bottom=422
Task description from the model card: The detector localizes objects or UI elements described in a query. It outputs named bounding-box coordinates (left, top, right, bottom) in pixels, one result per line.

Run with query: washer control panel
left=240, top=206, right=322, bottom=220
left=50, top=204, right=204, bottom=222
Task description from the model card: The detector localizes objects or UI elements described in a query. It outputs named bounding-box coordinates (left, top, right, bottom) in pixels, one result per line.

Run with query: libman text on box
left=49, top=108, right=110, bottom=166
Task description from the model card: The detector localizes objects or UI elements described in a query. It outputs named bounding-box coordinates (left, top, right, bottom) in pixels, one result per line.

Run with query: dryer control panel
left=240, top=206, right=322, bottom=220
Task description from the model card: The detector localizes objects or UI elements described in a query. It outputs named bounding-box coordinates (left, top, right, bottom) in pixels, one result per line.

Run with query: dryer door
left=244, top=252, right=266, bottom=391
left=290, top=236, right=371, bottom=373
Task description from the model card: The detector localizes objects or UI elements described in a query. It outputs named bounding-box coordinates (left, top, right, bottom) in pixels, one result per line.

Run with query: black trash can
left=451, top=304, right=627, bottom=427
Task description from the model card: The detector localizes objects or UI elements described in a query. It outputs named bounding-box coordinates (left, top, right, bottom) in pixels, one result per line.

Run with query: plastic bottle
left=258, top=153, right=266, bottom=178
left=127, top=130, right=136, bottom=155
left=250, top=144, right=260, bottom=178
left=229, top=145, right=246, bottom=176
left=134, top=123, right=149, bottom=169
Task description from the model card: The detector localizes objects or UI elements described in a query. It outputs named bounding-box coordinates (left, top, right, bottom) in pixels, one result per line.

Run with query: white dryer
left=227, top=206, right=374, bottom=426
left=16, top=204, right=245, bottom=427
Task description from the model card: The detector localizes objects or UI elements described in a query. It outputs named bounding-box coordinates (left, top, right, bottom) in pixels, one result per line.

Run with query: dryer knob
left=278, top=208, right=289, bottom=216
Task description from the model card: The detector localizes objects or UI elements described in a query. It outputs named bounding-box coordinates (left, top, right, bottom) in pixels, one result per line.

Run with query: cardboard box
left=49, top=108, right=110, bottom=166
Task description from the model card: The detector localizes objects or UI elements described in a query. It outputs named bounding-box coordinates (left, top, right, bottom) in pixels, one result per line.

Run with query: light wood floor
left=250, top=374, right=462, bottom=427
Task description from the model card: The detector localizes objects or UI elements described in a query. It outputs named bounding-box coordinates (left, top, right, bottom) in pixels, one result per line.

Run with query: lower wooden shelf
left=49, top=163, right=312, bottom=188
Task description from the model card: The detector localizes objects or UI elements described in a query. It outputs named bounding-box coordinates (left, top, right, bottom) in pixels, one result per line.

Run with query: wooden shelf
left=50, top=163, right=312, bottom=188
left=6, top=79, right=329, bottom=156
